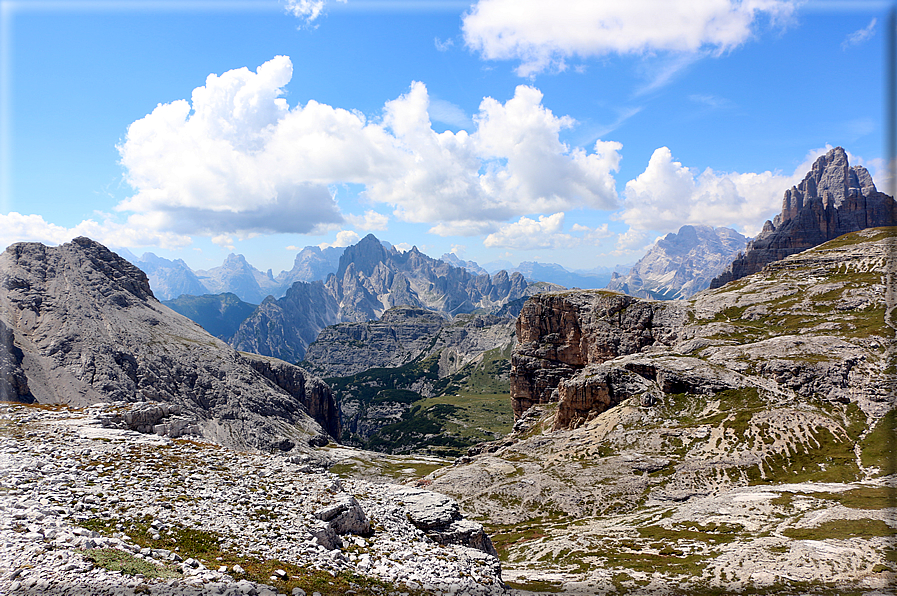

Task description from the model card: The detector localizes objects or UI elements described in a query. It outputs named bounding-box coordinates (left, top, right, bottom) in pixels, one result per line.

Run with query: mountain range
left=124, top=242, right=617, bottom=304
left=230, top=234, right=561, bottom=362
left=606, top=225, right=748, bottom=299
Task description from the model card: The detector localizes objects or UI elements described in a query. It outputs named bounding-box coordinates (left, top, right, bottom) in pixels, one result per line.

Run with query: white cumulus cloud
left=118, top=56, right=622, bottom=241
left=0, top=212, right=191, bottom=251
left=483, top=212, right=611, bottom=249
left=462, top=0, right=797, bottom=76
left=618, top=146, right=822, bottom=237
left=318, top=230, right=361, bottom=249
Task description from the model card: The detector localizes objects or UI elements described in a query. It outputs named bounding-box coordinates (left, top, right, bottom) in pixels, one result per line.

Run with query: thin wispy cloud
left=434, top=37, right=454, bottom=52
left=841, top=18, right=876, bottom=50
left=587, top=106, right=643, bottom=140
left=689, top=94, right=732, bottom=109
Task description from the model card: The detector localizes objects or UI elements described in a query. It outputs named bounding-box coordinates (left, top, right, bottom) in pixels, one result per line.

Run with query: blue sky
left=0, top=0, right=893, bottom=274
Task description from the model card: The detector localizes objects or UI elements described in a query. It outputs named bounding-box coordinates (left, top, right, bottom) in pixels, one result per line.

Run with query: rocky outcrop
left=385, top=486, right=499, bottom=557
left=242, top=352, right=340, bottom=440
left=0, top=237, right=339, bottom=452
left=608, top=225, right=747, bottom=299
left=710, top=146, right=896, bottom=288
left=510, top=291, right=688, bottom=417
left=302, top=306, right=447, bottom=377
left=511, top=226, right=894, bottom=429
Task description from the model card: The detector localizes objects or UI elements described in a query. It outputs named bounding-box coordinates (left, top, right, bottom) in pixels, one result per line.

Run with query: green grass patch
left=751, top=424, right=860, bottom=485
left=636, top=524, right=740, bottom=544
left=813, top=487, right=896, bottom=510
left=502, top=579, right=564, bottom=593
left=782, top=518, right=894, bottom=540
left=860, top=409, right=897, bottom=476
left=84, top=548, right=180, bottom=579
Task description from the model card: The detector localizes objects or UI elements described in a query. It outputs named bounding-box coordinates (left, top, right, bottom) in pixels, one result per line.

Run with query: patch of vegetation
left=810, top=227, right=896, bottom=250
left=860, top=409, right=896, bottom=476
left=813, top=487, right=896, bottom=510
left=327, top=457, right=447, bottom=482
left=752, top=424, right=860, bottom=484
left=485, top=522, right=550, bottom=561
left=502, top=579, right=564, bottom=593
left=79, top=516, right=435, bottom=595
left=334, top=343, right=514, bottom=455
left=84, top=548, right=180, bottom=579
left=782, top=518, right=894, bottom=540
left=636, top=524, right=740, bottom=544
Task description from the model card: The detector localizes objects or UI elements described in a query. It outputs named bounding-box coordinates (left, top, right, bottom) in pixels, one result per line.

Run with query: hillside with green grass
left=329, top=344, right=515, bottom=456
left=416, top=227, right=896, bottom=594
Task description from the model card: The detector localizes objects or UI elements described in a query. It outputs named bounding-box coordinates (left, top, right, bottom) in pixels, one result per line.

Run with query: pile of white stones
left=0, top=403, right=506, bottom=596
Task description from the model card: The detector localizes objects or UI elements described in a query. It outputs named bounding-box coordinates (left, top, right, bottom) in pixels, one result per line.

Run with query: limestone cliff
left=513, top=227, right=893, bottom=429
left=710, top=146, right=896, bottom=288
left=0, top=237, right=340, bottom=450
left=426, top=227, right=895, bottom=592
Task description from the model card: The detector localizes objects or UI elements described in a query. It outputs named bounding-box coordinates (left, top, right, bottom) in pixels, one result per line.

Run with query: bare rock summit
left=710, top=146, right=896, bottom=288
left=0, top=237, right=339, bottom=452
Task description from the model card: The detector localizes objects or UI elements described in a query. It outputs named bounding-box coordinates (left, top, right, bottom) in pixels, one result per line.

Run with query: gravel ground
left=0, top=402, right=506, bottom=596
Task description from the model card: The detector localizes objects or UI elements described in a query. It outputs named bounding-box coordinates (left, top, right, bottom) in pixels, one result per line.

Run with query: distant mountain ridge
left=230, top=234, right=562, bottom=362
left=607, top=225, right=748, bottom=300
left=125, top=246, right=346, bottom=302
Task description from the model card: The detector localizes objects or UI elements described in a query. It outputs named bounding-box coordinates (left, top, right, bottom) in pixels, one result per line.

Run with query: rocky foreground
left=0, top=402, right=505, bottom=596
left=423, top=226, right=897, bottom=594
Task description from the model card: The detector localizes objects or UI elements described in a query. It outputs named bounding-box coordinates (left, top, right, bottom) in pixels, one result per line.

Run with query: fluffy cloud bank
left=0, top=213, right=190, bottom=251
left=117, top=56, right=621, bottom=239
left=462, top=0, right=797, bottom=76
left=484, top=213, right=611, bottom=250
left=619, top=146, right=831, bottom=237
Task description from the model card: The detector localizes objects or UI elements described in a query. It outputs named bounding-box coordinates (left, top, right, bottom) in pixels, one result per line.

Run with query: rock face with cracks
left=0, top=237, right=340, bottom=451
left=710, top=146, right=896, bottom=288
left=428, top=227, right=896, bottom=594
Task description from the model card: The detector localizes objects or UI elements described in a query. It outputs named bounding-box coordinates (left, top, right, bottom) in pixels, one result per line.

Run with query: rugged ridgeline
left=124, top=252, right=209, bottom=301
left=424, top=228, right=895, bottom=593
left=276, top=244, right=345, bottom=288
left=607, top=225, right=747, bottom=299
left=711, top=146, right=896, bottom=288
left=301, top=306, right=517, bottom=455
left=231, top=234, right=560, bottom=363
left=0, top=237, right=340, bottom=451
left=195, top=253, right=282, bottom=305
left=129, top=246, right=345, bottom=303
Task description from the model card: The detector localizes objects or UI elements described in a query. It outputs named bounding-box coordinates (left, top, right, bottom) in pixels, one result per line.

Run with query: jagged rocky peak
left=710, top=146, right=896, bottom=288
left=336, top=233, right=392, bottom=278
left=0, top=237, right=339, bottom=451
left=780, top=146, right=876, bottom=216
